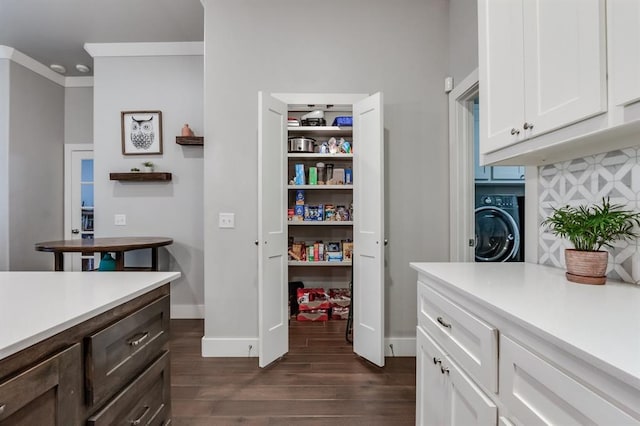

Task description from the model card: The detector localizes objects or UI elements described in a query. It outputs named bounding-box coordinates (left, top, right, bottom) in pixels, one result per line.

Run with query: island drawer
left=87, top=350, right=170, bottom=425
left=85, top=295, right=170, bottom=406
left=417, top=280, right=498, bottom=393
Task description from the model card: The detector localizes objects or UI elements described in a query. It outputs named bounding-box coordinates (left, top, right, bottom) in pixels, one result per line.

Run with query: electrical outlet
left=114, top=214, right=126, bottom=226
left=219, top=213, right=235, bottom=228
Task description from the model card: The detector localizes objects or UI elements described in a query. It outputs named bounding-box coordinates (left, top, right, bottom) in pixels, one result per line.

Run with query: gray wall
left=0, top=59, right=8, bottom=270
left=65, top=87, right=93, bottom=144
left=93, top=54, right=204, bottom=317
left=9, top=62, right=64, bottom=270
left=449, top=0, right=479, bottom=84
left=203, top=0, right=450, bottom=345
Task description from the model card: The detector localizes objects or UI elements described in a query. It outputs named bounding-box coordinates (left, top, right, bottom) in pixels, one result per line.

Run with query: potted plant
left=142, top=161, right=154, bottom=172
left=541, top=197, right=640, bottom=284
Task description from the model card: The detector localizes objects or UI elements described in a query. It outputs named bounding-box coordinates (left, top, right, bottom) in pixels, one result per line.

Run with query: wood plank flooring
left=170, top=319, right=416, bottom=425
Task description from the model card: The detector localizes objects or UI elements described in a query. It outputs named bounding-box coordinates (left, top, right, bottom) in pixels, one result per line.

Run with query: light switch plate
left=114, top=214, right=126, bottom=226
left=219, top=213, right=235, bottom=228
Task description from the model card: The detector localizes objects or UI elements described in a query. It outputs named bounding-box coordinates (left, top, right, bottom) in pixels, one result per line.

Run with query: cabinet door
left=500, top=336, right=639, bottom=425
left=416, top=327, right=447, bottom=426
left=258, top=92, right=289, bottom=367
left=0, top=344, right=81, bottom=425
left=608, top=0, right=640, bottom=107
left=446, top=356, right=498, bottom=426
left=353, top=92, right=385, bottom=367
left=522, top=0, right=607, bottom=137
left=478, top=0, right=526, bottom=154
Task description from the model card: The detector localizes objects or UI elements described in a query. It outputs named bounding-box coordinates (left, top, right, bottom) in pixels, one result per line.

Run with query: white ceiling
left=0, top=0, right=204, bottom=76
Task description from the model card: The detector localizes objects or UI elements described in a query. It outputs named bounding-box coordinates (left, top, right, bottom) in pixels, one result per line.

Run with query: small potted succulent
left=541, top=197, right=640, bottom=284
left=142, top=161, right=154, bottom=172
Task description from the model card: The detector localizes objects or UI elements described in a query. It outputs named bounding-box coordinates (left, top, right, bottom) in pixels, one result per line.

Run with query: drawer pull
left=127, top=332, right=149, bottom=347
left=440, top=366, right=450, bottom=375
left=130, top=405, right=150, bottom=425
left=432, top=357, right=441, bottom=365
left=0, top=404, right=5, bottom=415
left=436, top=316, right=452, bottom=329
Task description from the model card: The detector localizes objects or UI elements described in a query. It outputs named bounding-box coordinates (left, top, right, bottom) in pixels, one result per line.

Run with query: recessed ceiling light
left=75, top=64, right=91, bottom=73
left=49, top=64, right=66, bottom=74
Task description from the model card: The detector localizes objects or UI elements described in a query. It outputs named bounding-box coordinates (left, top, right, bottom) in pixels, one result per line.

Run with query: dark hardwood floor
left=170, top=319, right=416, bottom=425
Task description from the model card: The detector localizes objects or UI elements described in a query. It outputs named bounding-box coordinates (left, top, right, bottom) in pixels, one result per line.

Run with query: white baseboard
left=199, top=335, right=416, bottom=358
left=384, top=337, right=416, bottom=357
left=201, top=337, right=259, bottom=357
left=171, top=304, right=204, bottom=319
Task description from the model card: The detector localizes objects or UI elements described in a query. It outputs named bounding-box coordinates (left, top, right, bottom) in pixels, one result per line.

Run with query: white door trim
left=64, top=144, right=92, bottom=240
left=449, top=70, right=479, bottom=262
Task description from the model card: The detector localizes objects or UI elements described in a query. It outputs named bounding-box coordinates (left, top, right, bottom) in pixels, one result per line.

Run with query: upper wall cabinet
left=478, top=0, right=608, bottom=164
left=609, top=0, right=640, bottom=108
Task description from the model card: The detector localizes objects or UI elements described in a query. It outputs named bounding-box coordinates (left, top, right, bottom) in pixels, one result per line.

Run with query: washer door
left=475, top=206, right=520, bottom=262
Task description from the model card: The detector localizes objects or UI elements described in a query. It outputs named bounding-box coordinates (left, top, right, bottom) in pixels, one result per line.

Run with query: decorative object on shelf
left=541, top=197, right=640, bottom=284
left=98, top=253, right=116, bottom=271
left=121, top=110, right=163, bottom=155
left=181, top=123, right=194, bottom=137
left=130, top=167, right=140, bottom=172
left=142, top=161, right=154, bottom=172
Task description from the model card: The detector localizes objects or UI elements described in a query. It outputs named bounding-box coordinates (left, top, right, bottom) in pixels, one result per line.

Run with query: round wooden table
left=35, top=237, right=173, bottom=271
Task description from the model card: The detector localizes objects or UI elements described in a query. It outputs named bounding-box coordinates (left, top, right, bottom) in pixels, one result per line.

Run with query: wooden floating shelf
left=110, top=172, right=172, bottom=181
left=176, top=136, right=204, bottom=146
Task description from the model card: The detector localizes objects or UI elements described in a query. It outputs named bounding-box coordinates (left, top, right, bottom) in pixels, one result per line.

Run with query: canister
left=326, top=164, right=334, bottom=181
left=316, top=162, right=326, bottom=184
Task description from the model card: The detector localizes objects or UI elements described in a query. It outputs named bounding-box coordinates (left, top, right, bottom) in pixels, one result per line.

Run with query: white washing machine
left=475, top=194, right=522, bottom=262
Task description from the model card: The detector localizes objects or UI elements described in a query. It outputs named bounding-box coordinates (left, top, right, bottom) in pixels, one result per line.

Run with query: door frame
left=64, top=143, right=93, bottom=270
left=448, top=70, right=538, bottom=263
left=448, top=70, right=479, bottom=262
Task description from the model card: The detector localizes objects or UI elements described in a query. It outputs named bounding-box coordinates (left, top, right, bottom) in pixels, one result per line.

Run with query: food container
left=288, top=137, right=315, bottom=152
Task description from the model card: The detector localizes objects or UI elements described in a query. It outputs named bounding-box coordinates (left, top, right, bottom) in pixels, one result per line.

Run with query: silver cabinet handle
left=130, top=405, right=150, bottom=425
left=432, top=357, right=441, bottom=365
left=72, top=228, right=80, bottom=234
left=436, top=316, right=452, bottom=329
left=384, top=239, right=389, bottom=246
left=440, top=366, right=450, bottom=375
left=127, top=332, right=149, bottom=347
left=510, top=128, right=520, bottom=135
left=523, top=122, right=534, bottom=130
left=0, top=404, right=5, bottom=415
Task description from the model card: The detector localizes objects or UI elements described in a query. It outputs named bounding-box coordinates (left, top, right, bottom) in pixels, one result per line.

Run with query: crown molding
left=84, top=42, right=204, bottom=58
left=0, top=45, right=65, bottom=86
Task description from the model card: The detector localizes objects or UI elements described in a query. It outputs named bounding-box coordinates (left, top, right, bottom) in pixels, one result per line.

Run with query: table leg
left=114, top=251, right=125, bottom=271
left=54, top=253, right=64, bottom=271
left=151, top=248, right=159, bottom=271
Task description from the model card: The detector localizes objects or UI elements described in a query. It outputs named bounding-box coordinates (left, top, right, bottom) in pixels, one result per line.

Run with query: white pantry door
left=353, top=92, right=385, bottom=367
left=257, top=92, right=288, bottom=367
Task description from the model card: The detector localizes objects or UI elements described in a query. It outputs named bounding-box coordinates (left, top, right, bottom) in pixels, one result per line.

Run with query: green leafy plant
left=541, top=197, right=640, bottom=251
left=130, top=167, right=140, bottom=172
left=142, top=161, right=154, bottom=167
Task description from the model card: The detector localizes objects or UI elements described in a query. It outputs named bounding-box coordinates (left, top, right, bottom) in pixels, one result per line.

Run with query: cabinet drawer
left=417, top=281, right=498, bottom=392
left=0, top=344, right=81, bottom=425
left=85, top=295, right=170, bottom=406
left=87, top=350, right=171, bottom=425
left=500, top=335, right=639, bottom=425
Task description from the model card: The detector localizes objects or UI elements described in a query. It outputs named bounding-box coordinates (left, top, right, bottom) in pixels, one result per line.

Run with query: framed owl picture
left=121, top=110, right=163, bottom=155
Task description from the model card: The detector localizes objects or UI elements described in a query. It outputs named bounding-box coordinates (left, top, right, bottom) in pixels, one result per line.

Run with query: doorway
left=64, top=144, right=95, bottom=271
left=448, top=71, right=527, bottom=262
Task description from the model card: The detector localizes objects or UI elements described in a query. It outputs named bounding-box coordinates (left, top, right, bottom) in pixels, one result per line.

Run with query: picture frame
left=121, top=110, right=163, bottom=155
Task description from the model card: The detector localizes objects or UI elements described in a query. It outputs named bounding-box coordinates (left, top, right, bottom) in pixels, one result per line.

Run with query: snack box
left=329, top=288, right=351, bottom=307
left=297, top=310, right=329, bottom=322
left=297, top=288, right=331, bottom=311
left=331, top=306, right=350, bottom=320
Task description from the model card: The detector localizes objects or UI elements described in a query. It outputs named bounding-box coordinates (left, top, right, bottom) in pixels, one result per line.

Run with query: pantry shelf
left=287, top=126, right=352, bottom=136
left=288, top=221, right=353, bottom=226
left=288, top=185, right=353, bottom=190
left=288, top=261, right=353, bottom=267
left=287, top=153, right=353, bottom=159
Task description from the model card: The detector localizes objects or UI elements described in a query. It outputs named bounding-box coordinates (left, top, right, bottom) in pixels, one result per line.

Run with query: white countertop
left=0, top=271, right=180, bottom=360
left=410, top=262, right=640, bottom=389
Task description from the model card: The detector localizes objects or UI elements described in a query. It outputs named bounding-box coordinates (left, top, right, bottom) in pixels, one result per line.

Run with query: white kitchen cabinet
left=411, top=262, right=640, bottom=426
left=479, top=0, right=607, bottom=155
left=258, top=92, right=385, bottom=368
left=609, top=0, right=640, bottom=108
left=416, top=326, right=497, bottom=426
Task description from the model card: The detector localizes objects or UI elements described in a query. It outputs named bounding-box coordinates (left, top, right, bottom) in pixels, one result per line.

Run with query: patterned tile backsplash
left=538, top=147, right=640, bottom=284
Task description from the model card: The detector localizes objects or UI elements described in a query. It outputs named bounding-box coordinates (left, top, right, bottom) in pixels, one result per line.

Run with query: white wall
left=0, top=59, right=9, bottom=270
left=449, top=0, right=479, bottom=85
left=203, top=0, right=450, bottom=354
left=65, top=87, right=93, bottom=144
left=92, top=52, right=204, bottom=318
left=9, top=61, right=65, bottom=270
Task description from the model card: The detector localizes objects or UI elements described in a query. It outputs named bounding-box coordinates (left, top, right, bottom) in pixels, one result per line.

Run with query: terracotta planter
left=564, top=249, right=608, bottom=285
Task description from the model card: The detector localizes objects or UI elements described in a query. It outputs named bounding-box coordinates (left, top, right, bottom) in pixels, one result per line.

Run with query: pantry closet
left=258, top=92, right=385, bottom=367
